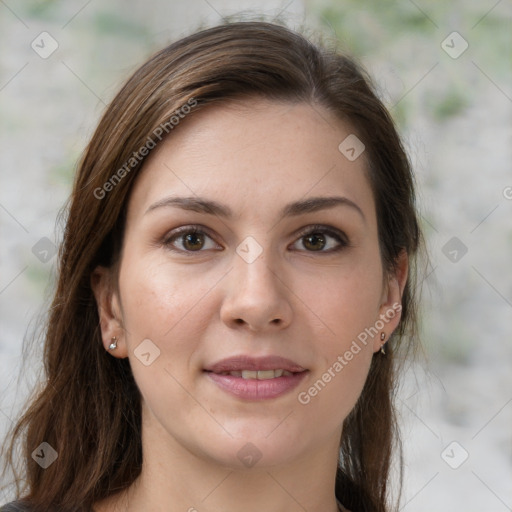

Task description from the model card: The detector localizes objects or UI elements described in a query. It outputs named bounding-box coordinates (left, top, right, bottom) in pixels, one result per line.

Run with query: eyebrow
left=145, top=195, right=366, bottom=222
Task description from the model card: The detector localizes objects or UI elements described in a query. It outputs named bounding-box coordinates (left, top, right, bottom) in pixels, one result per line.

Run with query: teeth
left=215, top=369, right=297, bottom=379
left=256, top=370, right=276, bottom=380
left=217, top=369, right=294, bottom=379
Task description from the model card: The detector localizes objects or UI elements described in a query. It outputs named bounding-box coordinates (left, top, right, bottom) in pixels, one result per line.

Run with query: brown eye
left=302, top=232, right=327, bottom=251
left=293, top=225, right=348, bottom=253
left=163, top=226, right=219, bottom=253
left=181, top=232, right=205, bottom=251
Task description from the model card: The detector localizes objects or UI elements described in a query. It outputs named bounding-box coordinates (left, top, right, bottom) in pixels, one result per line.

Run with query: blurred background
left=1, top=0, right=511, bottom=510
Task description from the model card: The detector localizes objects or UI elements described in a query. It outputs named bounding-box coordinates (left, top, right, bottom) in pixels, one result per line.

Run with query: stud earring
left=108, top=336, right=118, bottom=350
left=380, top=332, right=386, bottom=354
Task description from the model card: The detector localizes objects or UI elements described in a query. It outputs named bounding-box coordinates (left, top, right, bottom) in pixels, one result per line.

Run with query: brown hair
left=1, top=19, right=423, bottom=512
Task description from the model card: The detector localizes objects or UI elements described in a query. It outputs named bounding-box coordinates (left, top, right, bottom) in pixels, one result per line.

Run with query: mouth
left=203, top=355, right=309, bottom=400
left=207, top=369, right=297, bottom=379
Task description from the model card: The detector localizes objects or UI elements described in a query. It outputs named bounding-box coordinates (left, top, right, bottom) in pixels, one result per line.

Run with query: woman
left=1, top=20, right=422, bottom=512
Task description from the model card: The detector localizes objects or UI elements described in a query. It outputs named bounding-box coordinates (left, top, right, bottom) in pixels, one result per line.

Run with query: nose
left=220, top=250, right=293, bottom=332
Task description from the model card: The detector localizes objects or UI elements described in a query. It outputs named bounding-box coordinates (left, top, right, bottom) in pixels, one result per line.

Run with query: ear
left=91, top=265, right=128, bottom=358
left=373, top=250, right=409, bottom=353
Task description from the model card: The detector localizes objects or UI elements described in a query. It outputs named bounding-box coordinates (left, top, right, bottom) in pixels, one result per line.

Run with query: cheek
left=296, top=277, right=377, bottom=424
left=116, top=255, right=215, bottom=395
left=299, top=252, right=383, bottom=341
left=117, top=255, right=211, bottom=412
left=293, top=252, right=382, bottom=415
left=118, top=254, right=209, bottom=339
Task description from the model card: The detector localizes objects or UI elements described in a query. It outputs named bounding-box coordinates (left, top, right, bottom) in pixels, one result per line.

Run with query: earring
left=108, top=336, right=118, bottom=350
left=380, top=332, right=386, bottom=354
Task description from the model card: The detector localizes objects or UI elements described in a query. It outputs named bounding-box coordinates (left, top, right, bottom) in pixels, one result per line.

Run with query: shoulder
left=0, top=502, right=34, bottom=512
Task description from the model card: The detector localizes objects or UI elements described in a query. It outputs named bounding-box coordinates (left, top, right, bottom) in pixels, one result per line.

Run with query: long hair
left=1, top=20, right=423, bottom=512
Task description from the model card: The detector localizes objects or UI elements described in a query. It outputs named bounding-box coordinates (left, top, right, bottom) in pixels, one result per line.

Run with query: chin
left=198, top=431, right=306, bottom=471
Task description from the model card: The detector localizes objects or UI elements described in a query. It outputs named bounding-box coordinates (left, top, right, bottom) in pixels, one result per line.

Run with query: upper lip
left=204, top=355, right=307, bottom=373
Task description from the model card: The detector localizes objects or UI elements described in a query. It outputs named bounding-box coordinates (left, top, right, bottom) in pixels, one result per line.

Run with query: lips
left=204, top=355, right=308, bottom=400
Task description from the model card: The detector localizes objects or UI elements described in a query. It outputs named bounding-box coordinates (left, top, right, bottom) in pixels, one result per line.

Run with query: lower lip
left=205, top=371, right=308, bottom=400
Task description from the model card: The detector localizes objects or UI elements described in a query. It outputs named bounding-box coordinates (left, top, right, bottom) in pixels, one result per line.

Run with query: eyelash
left=162, top=224, right=349, bottom=255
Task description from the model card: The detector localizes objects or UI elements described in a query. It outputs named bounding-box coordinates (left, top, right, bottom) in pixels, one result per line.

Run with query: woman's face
left=94, top=98, right=406, bottom=469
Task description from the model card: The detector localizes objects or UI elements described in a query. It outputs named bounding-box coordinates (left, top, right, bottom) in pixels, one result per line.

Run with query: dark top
left=0, top=503, right=33, bottom=512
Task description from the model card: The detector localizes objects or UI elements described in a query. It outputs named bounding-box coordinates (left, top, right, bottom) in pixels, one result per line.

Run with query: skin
left=91, top=98, right=408, bottom=512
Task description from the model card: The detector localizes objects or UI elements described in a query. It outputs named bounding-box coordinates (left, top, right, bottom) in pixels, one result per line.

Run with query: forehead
left=125, top=98, right=375, bottom=225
